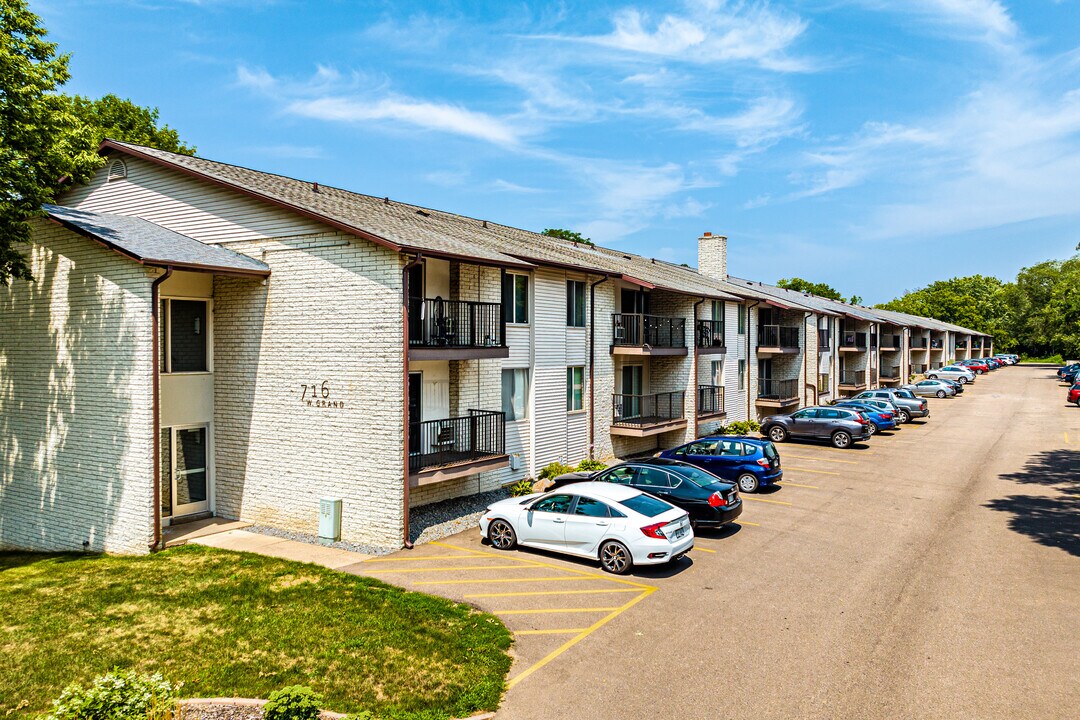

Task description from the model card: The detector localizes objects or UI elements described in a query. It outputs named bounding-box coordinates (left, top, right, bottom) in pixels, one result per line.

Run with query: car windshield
left=763, top=442, right=780, bottom=461
left=619, top=493, right=673, bottom=517
left=666, top=463, right=722, bottom=487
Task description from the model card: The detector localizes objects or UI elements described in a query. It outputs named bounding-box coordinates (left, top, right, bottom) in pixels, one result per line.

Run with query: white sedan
left=479, top=482, right=694, bottom=574
left=927, top=365, right=976, bottom=384
left=903, top=379, right=958, bottom=398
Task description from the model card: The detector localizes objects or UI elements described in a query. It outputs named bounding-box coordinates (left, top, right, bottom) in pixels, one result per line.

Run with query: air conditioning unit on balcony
left=509, top=453, right=522, bottom=471
left=614, top=326, right=625, bottom=339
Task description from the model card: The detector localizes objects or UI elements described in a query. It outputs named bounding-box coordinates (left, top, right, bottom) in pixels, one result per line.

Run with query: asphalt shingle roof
left=44, top=204, right=271, bottom=276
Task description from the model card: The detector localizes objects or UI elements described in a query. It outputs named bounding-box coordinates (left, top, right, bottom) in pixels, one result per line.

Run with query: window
left=682, top=440, right=718, bottom=456
left=502, top=273, right=529, bottom=324
left=598, top=466, right=635, bottom=484
left=718, top=439, right=743, bottom=456
left=531, top=494, right=572, bottom=513
left=574, top=497, right=610, bottom=517
left=502, top=369, right=529, bottom=420
left=819, top=409, right=842, bottom=419
left=636, top=467, right=671, bottom=488
left=566, top=366, right=584, bottom=411
left=737, top=304, right=746, bottom=334
left=620, top=493, right=671, bottom=517
left=160, top=299, right=209, bottom=373
left=711, top=360, right=724, bottom=387
left=738, top=359, right=746, bottom=390
left=566, top=280, right=586, bottom=327
left=792, top=409, right=817, bottom=419
left=819, top=373, right=829, bottom=391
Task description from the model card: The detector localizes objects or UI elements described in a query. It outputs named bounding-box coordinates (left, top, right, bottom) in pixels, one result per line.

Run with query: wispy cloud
left=532, top=0, right=814, bottom=72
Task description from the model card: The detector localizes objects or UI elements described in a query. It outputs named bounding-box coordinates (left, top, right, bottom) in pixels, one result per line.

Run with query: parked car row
left=1054, top=360, right=1080, bottom=406
left=480, top=360, right=1013, bottom=574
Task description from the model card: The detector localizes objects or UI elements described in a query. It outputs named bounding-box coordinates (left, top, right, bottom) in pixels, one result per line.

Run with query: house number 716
left=300, top=381, right=330, bottom=400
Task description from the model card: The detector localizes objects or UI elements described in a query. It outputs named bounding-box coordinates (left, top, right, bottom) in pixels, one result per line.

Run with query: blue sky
left=37, top=0, right=1080, bottom=303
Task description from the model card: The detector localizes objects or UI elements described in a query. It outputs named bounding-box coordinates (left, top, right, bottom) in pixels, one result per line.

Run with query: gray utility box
left=319, top=497, right=342, bottom=545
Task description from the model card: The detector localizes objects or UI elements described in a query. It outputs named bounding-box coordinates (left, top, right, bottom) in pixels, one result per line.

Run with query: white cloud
left=490, top=179, right=545, bottom=194
left=534, top=0, right=813, bottom=72
left=915, top=0, right=1018, bottom=40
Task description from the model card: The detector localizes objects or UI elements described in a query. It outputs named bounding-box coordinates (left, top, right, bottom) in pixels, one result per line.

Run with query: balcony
left=757, top=325, right=800, bottom=354
left=408, top=297, right=508, bottom=360
left=695, top=319, right=727, bottom=355
left=911, top=337, right=928, bottom=350
left=818, top=329, right=831, bottom=351
left=697, top=384, right=726, bottom=419
left=611, top=391, right=687, bottom=437
left=956, top=340, right=968, bottom=349
left=880, top=334, right=902, bottom=351
left=930, top=338, right=944, bottom=350
left=409, top=410, right=508, bottom=486
left=972, top=340, right=983, bottom=350
left=839, top=331, right=868, bottom=352
left=755, top=378, right=800, bottom=408
left=839, top=370, right=868, bottom=390
left=879, top=365, right=902, bottom=384
left=612, top=313, right=687, bottom=356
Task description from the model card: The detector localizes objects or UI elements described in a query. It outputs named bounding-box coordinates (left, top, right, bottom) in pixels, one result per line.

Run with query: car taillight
left=883, top=413, right=893, bottom=419
left=756, top=458, right=770, bottom=467
left=708, top=491, right=728, bottom=508
left=854, top=414, right=867, bottom=424
left=640, top=522, right=667, bottom=539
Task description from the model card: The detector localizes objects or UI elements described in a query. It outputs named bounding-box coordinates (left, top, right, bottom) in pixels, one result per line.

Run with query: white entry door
left=161, top=425, right=210, bottom=519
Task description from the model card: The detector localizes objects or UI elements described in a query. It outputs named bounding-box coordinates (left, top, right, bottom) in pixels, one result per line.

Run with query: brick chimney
left=697, top=232, right=728, bottom=280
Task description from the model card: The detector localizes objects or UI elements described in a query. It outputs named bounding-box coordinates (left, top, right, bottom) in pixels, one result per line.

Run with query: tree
left=875, top=275, right=1015, bottom=349
left=0, top=0, right=97, bottom=283
left=776, top=277, right=843, bottom=301
left=61, top=94, right=195, bottom=156
left=1000, top=257, right=1080, bottom=359
left=542, top=228, right=593, bottom=245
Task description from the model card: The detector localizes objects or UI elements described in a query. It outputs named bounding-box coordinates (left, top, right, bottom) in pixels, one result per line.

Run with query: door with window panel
left=161, top=426, right=209, bottom=518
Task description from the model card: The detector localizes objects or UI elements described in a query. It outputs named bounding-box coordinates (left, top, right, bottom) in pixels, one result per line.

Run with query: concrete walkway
left=189, top=530, right=373, bottom=570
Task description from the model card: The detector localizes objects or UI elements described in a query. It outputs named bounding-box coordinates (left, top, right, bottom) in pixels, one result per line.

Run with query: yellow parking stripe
left=365, top=564, right=524, bottom=574
left=414, top=575, right=598, bottom=586
left=742, top=496, right=793, bottom=506
left=364, top=553, right=490, bottom=562
left=776, top=481, right=819, bottom=489
left=500, top=607, right=623, bottom=615
left=464, top=588, right=640, bottom=599
left=784, top=466, right=840, bottom=475
left=515, top=628, right=589, bottom=636
left=506, top=588, right=655, bottom=689
left=693, top=546, right=717, bottom=554
left=783, top=454, right=859, bottom=465
left=737, top=520, right=761, bottom=527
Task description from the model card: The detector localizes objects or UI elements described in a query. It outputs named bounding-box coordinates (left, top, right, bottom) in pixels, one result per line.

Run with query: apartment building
left=0, top=141, right=992, bottom=554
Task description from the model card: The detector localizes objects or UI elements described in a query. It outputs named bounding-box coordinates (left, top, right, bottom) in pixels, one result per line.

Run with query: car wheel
left=936, top=390, right=946, bottom=398
left=958, top=377, right=968, bottom=384
left=1075, top=399, right=1080, bottom=408
left=897, top=409, right=911, bottom=423
left=737, top=473, right=760, bottom=493
left=831, top=431, right=852, bottom=449
left=768, top=426, right=788, bottom=443
left=488, top=519, right=517, bottom=550
left=599, top=540, right=633, bottom=575
left=976, top=369, right=984, bottom=375
left=867, top=422, right=878, bottom=435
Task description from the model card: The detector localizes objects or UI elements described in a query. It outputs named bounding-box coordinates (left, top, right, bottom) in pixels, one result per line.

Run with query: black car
left=551, top=458, right=743, bottom=529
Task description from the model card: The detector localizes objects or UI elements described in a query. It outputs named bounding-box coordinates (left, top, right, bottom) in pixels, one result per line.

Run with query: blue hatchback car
left=659, top=436, right=782, bottom=493
left=832, top=401, right=898, bottom=434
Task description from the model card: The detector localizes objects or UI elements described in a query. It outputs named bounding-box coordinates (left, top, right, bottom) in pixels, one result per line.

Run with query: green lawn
left=0, top=546, right=513, bottom=718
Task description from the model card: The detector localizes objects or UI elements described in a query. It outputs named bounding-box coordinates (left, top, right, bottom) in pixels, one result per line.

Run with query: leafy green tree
left=542, top=228, right=593, bottom=245
left=875, top=275, right=1015, bottom=349
left=0, top=0, right=97, bottom=283
left=776, top=277, right=845, bottom=301
left=61, top=94, right=195, bottom=156
left=1000, top=257, right=1080, bottom=359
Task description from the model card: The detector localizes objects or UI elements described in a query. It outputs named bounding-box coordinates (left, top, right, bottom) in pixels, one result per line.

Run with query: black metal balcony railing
left=758, top=377, right=798, bottom=401
left=840, top=331, right=868, bottom=349
left=841, top=370, right=867, bottom=386
left=758, top=325, right=800, bottom=349
left=697, top=385, right=725, bottom=417
left=409, top=410, right=505, bottom=474
left=409, top=298, right=503, bottom=348
left=613, top=313, right=686, bottom=348
left=881, top=334, right=902, bottom=349
left=612, top=391, right=685, bottom=426
left=911, top=337, right=928, bottom=349
left=930, top=339, right=944, bottom=349
left=880, top=365, right=901, bottom=379
left=695, top=319, right=726, bottom=350
left=818, top=329, right=831, bottom=350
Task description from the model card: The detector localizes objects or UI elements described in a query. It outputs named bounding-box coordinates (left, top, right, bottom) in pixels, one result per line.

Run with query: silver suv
left=761, top=406, right=873, bottom=449
left=854, top=388, right=929, bottom=423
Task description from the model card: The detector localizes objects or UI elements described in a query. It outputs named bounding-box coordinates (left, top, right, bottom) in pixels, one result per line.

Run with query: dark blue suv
left=659, top=436, right=782, bottom=493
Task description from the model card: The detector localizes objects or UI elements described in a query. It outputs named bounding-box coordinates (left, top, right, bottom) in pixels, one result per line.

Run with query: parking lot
left=353, top=365, right=1079, bottom=719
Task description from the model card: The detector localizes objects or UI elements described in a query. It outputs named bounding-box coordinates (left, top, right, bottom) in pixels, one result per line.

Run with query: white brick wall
left=0, top=220, right=156, bottom=553
left=212, top=232, right=406, bottom=546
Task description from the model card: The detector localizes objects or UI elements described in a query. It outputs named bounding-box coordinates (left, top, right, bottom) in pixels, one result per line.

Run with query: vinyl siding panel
left=60, top=157, right=331, bottom=244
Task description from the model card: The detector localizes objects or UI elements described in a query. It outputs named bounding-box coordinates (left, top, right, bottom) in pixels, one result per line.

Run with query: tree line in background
left=0, top=0, right=193, bottom=284
left=779, top=255, right=1080, bottom=361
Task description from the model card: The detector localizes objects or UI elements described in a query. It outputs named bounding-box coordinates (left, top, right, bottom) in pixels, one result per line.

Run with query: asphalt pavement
left=364, top=365, right=1080, bottom=720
